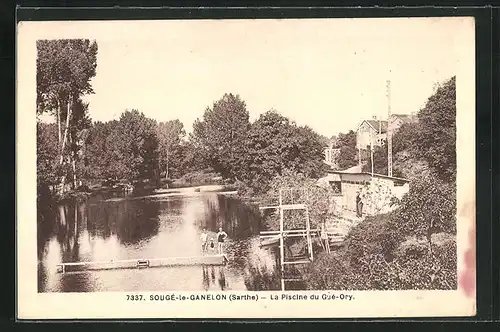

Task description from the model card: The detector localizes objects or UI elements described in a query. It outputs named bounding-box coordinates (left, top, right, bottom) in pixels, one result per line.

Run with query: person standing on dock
left=356, top=191, right=364, bottom=218
left=216, top=227, right=228, bottom=255
left=200, top=228, right=208, bottom=253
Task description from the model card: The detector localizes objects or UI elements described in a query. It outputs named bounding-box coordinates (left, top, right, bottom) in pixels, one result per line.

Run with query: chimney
left=372, top=115, right=377, bottom=120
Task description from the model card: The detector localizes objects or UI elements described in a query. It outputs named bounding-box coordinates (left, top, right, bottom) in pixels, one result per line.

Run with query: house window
left=330, top=181, right=341, bottom=193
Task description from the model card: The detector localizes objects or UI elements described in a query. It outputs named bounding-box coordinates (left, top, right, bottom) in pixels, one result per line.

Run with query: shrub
left=302, top=211, right=456, bottom=290
left=390, top=171, right=456, bottom=250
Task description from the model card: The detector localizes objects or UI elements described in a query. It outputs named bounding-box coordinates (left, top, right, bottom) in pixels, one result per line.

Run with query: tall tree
left=190, top=93, right=250, bottom=178
left=413, top=76, right=456, bottom=182
left=83, top=120, right=118, bottom=180
left=335, top=130, right=357, bottom=170
left=237, top=110, right=325, bottom=193
left=36, top=39, right=98, bottom=193
left=106, top=110, right=159, bottom=181
left=157, top=120, right=185, bottom=179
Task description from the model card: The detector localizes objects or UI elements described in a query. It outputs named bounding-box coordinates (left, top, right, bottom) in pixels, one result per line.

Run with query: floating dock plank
left=57, top=255, right=228, bottom=273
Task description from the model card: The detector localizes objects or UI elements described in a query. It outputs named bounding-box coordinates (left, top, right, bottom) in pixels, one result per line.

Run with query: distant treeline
left=37, top=93, right=329, bottom=196
left=35, top=39, right=328, bottom=197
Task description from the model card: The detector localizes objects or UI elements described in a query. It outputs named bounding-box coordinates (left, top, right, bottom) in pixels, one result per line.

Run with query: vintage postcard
left=17, top=16, right=476, bottom=319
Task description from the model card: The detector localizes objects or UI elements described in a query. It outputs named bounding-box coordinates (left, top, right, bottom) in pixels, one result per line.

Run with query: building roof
left=391, top=114, right=418, bottom=124
left=363, top=120, right=388, bottom=133
left=342, top=165, right=363, bottom=173
left=328, top=170, right=410, bottom=183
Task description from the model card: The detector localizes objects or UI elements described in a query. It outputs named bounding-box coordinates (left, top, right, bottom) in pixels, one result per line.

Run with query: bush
left=390, top=171, right=456, bottom=245
left=301, top=211, right=456, bottom=290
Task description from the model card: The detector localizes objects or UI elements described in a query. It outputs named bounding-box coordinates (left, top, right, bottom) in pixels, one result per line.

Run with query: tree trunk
left=59, top=95, right=72, bottom=165
left=166, top=150, right=169, bottom=179
left=57, top=99, right=61, bottom=145
left=59, top=94, right=72, bottom=194
left=72, top=155, right=77, bottom=189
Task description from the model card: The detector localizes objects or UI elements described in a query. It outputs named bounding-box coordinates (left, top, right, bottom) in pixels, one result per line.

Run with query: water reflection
left=38, top=190, right=279, bottom=292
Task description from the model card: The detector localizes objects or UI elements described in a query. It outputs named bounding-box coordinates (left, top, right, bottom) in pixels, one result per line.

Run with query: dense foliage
left=302, top=76, right=457, bottom=290
left=361, top=76, right=456, bottom=182
left=302, top=214, right=456, bottom=290
left=79, top=110, right=158, bottom=182
left=37, top=122, right=59, bottom=186
left=38, top=93, right=328, bottom=195
left=36, top=39, right=98, bottom=194
left=334, top=130, right=357, bottom=170
left=235, top=110, right=326, bottom=194
left=413, top=77, right=456, bottom=183
left=157, top=119, right=185, bottom=179
left=191, top=93, right=250, bottom=179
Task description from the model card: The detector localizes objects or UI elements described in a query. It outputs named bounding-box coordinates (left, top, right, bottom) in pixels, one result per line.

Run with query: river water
left=37, top=189, right=282, bottom=292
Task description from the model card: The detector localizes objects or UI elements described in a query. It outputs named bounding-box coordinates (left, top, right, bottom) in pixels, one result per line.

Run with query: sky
left=36, top=17, right=469, bottom=137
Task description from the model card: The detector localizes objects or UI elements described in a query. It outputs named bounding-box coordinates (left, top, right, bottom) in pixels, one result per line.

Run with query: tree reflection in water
left=202, top=266, right=210, bottom=290
left=37, top=190, right=284, bottom=292
left=218, top=267, right=228, bottom=290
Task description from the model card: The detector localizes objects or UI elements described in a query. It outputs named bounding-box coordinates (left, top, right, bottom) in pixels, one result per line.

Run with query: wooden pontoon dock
left=57, top=254, right=229, bottom=273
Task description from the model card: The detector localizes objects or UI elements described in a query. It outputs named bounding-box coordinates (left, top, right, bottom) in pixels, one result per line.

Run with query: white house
left=388, top=113, right=418, bottom=134
left=356, top=114, right=417, bottom=151
left=356, top=117, right=388, bottom=150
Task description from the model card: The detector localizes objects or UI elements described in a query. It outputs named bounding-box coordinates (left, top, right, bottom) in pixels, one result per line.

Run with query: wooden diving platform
left=56, top=254, right=229, bottom=273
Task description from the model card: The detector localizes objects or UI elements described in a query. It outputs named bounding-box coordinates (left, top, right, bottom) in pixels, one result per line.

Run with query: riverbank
left=44, top=177, right=236, bottom=204
left=104, top=185, right=238, bottom=202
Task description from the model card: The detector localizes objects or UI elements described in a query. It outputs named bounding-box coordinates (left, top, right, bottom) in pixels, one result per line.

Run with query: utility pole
left=370, top=129, right=374, bottom=177
left=358, top=145, right=361, bottom=168
left=386, top=80, right=393, bottom=177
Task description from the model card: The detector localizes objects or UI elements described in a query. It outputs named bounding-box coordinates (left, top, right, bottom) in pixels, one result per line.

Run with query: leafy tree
left=190, top=93, right=250, bottom=178
left=68, top=97, right=92, bottom=187
left=111, top=110, right=158, bottom=181
left=36, top=39, right=98, bottom=193
left=157, top=120, right=186, bottom=179
left=237, top=110, right=325, bottom=193
left=390, top=172, right=456, bottom=254
left=413, top=76, right=456, bottom=182
left=177, top=140, right=210, bottom=175
left=85, top=110, right=158, bottom=182
left=317, top=134, right=331, bottom=148
left=37, top=122, right=59, bottom=186
left=335, top=130, right=357, bottom=170
left=83, top=120, right=118, bottom=180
